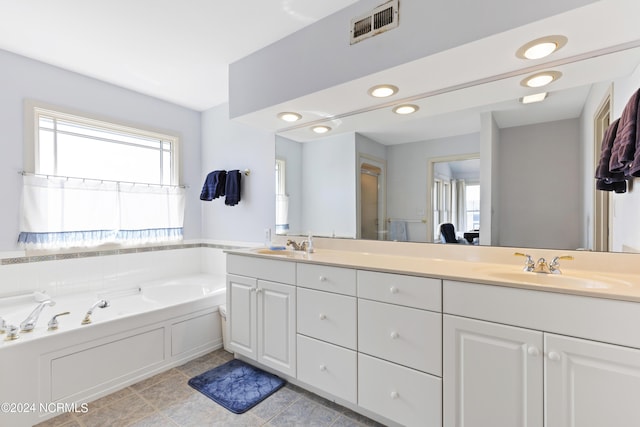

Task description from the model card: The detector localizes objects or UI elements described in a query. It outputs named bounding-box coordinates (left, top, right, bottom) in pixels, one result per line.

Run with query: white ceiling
left=0, top=0, right=358, bottom=111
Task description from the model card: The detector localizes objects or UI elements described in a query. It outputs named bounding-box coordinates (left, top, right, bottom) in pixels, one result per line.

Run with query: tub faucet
left=81, top=299, right=110, bottom=325
left=20, top=299, right=56, bottom=332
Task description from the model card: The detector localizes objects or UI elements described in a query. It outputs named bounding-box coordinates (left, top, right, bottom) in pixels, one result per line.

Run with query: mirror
left=275, top=45, right=640, bottom=252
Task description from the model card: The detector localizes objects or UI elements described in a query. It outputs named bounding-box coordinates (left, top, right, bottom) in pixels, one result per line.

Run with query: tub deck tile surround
left=36, top=349, right=382, bottom=427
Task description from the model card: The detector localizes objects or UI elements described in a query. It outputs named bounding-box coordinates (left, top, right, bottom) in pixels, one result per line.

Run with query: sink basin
left=252, top=248, right=306, bottom=258
left=480, top=269, right=634, bottom=290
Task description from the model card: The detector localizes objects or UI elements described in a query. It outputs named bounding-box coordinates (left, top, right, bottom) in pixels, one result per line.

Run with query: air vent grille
left=350, top=0, right=399, bottom=45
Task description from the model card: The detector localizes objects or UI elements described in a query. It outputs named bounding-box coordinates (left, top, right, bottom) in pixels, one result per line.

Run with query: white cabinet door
left=227, top=274, right=257, bottom=358
left=545, top=333, right=640, bottom=427
left=258, top=280, right=296, bottom=377
left=443, top=315, right=543, bottom=427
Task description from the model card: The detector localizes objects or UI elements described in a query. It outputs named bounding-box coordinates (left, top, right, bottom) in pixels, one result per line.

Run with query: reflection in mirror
left=275, top=46, right=640, bottom=253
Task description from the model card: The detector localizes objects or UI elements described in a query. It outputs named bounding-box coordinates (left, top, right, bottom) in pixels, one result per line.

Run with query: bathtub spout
left=20, top=300, right=56, bottom=332
left=81, top=299, right=110, bottom=325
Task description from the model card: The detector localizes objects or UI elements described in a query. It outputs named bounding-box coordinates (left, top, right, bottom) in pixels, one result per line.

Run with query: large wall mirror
left=275, top=44, right=640, bottom=253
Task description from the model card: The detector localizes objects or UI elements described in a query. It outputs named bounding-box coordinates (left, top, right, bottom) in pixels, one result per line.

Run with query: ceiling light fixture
left=521, top=71, right=562, bottom=88
left=520, top=92, right=548, bottom=104
left=368, top=84, right=399, bottom=98
left=277, top=112, right=302, bottom=122
left=311, top=125, right=331, bottom=134
left=516, top=35, right=567, bottom=60
left=392, top=104, right=419, bottom=115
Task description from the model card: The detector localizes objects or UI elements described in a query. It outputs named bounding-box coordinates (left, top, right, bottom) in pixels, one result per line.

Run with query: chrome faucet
left=20, top=299, right=56, bottom=332
left=81, top=299, right=110, bottom=325
left=286, top=239, right=308, bottom=252
left=515, top=253, right=573, bottom=274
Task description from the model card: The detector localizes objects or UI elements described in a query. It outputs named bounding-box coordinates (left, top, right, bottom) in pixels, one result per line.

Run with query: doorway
left=593, top=88, right=612, bottom=251
left=358, top=155, right=386, bottom=240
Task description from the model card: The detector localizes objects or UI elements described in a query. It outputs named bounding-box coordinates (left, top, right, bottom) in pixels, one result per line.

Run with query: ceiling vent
left=350, top=0, right=399, bottom=45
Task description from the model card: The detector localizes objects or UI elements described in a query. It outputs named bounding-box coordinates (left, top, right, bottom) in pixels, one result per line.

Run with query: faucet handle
left=4, top=324, right=19, bottom=341
left=550, top=255, right=574, bottom=274
left=48, top=311, right=71, bottom=331
left=0, top=316, right=6, bottom=333
left=514, top=252, right=535, bottom=271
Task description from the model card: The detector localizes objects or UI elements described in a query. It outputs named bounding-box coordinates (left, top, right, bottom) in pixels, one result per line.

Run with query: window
left=19, top=103, right=184, bottom=250
left=275, top=159, right=289, bottom=234
left=33, top=107, right=178, bottom=185
left=465, top=184, right=481, bottom=230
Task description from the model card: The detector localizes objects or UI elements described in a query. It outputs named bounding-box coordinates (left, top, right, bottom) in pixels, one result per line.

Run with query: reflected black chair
left=440, top=223, right=459, bottom=244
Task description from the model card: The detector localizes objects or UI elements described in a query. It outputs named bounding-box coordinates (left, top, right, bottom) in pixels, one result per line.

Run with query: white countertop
left=226, top=247, right=640, bottom=303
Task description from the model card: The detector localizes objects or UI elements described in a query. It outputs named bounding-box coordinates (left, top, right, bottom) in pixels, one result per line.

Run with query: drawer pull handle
left=390, top=391, right=399, bottom=399
left=527, top=346, right=540, bottom=357
left=390, top=331, right=399, bottom=339
left=319, top=276, right=327, bottom=282
left=389, top=286, right=399, bottom=294
left=319, top=365, right=327, bottom=372
left=548, top=351, right=561, bottom=361
left=319, top=314, right=327, bottom=320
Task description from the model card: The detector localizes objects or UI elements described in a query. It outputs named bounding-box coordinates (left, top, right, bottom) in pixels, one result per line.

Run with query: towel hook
left=244, top=169, right=251, bottom=176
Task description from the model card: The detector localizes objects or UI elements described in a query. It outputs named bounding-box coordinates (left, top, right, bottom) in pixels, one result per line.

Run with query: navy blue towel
left=225, top=170, right=241, bottom=206
left=200, top=170, right=227, bottom=201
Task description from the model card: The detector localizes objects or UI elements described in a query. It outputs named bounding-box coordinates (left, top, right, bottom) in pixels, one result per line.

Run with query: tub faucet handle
left=4, top=324, right=19, bottom=341
left=48, top=311, right=71, bottom=331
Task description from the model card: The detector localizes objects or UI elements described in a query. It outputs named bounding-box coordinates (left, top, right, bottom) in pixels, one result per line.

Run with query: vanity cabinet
left=357, top=270, right=442, bottom=427
left=226, top=255, right=296, bottom=377
left=443, top=280, right=640, bottom=427
left=296, top=263, right=358, bottom=404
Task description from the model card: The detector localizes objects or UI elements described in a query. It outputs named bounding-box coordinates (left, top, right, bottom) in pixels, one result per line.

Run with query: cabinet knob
left=255, top=288, right=263, bottom=294
left=319, top=313, right=327, bottom=320
left=250, top=288, right=256, bottom=293
left=319, top=365, right=327, bottom=372
left=390, top=331, right=400, bottom=339
left=319, top=276, right=327, bottom=282
left=548, top=351, right=561, bottom=361
left=527, top=346, right=540, bottom=357
left=389, top=286, right=399, bottom=294
left=390, top=391, right=399, bottom=399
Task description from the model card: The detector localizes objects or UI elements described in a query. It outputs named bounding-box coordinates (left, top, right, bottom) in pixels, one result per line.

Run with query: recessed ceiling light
left=311, top=125, right=331, bottom=134
left=368, top=84, right=399, bottom=98
left=521, top=71, right=562, bottom=88
left=277, top=112, right=302, bottom=122
left=393, top=104, right=419, bottom=115
left=516, top=35, right=567, bottom=60
left=520, top=92, right=548, bottom=104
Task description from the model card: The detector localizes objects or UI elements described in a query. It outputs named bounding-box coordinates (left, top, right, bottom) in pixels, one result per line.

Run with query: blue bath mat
left=188, top=359, right=286, bottom=414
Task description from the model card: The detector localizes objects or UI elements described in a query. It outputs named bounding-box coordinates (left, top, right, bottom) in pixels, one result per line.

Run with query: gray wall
left=0, top=49, right=201, bottom=252
left=229, top=0, right=597, bottom=117
left=387, top=132, right=480, bottom=242
left=200, top=103, right=275, bottom=243
left=498, top=119, right=581, bottom=249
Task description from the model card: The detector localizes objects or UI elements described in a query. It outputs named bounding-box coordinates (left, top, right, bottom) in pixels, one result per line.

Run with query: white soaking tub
left=0, top=274, right=226, bottom=427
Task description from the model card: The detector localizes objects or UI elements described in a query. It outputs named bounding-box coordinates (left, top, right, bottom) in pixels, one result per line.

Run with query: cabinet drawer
left=358, top=270, right=441, bottom=311
left=297, top=335, right=357, bottom=404
left=297, top=263, right=356, bottom=296
left=297, top=288, right=356, bottom=349
left=359, top=299, right=441, bottom=375
left=227, top=254, right=295, bottom=284
left=358, top=353, right=441, bottom=427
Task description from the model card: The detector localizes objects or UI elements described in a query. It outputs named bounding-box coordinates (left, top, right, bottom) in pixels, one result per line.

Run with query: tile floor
left=36, top=349, right=384, bottom=427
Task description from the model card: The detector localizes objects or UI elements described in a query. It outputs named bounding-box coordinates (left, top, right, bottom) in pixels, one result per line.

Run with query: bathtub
left=0, top=274, right=226, bottom=427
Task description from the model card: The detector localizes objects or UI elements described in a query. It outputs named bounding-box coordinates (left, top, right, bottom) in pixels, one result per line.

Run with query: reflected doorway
left=358, top=155, right=386, bottom=240
left=593, top=88, right=612, bottom=251
left=426, top=154, right=480, bottom=243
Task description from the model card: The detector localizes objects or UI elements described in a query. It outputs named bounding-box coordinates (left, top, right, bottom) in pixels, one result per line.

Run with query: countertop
left=225, top=247, right=640, bottom=303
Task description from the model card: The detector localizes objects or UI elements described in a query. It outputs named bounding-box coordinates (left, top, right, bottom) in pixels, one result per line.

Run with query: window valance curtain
left=18, top=175, right=185, bottom=249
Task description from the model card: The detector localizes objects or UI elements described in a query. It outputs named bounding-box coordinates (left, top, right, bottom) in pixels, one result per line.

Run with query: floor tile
left=268, top=397, right=341, bottom=427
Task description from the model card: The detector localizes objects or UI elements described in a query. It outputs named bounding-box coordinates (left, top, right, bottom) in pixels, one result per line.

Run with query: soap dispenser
left=307, top=232, right=314, bottom=254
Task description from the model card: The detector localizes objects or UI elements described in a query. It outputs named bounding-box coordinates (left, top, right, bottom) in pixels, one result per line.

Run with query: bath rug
left=188, top=359, right=286, bottom=414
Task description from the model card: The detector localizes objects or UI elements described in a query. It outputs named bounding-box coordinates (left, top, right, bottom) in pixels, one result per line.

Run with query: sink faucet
left=20, top=299, right=56, bottom=332
left=515, top=252, right=574, bottom=274
left=81, top=299, right=110, bottom=325
left=287, top=239, right=308, bottom=252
